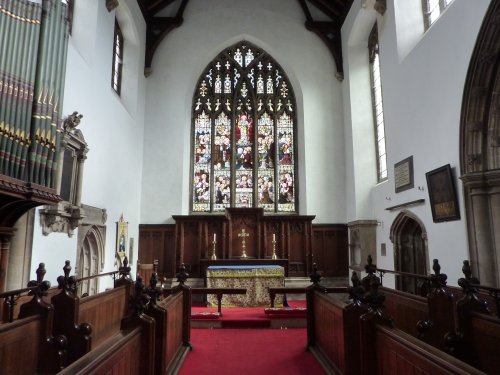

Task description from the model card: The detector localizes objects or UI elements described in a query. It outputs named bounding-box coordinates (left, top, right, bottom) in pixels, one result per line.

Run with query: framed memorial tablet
left=394, top=156, right=414, bottom=193
left=425, top=164, right=460, bottom=222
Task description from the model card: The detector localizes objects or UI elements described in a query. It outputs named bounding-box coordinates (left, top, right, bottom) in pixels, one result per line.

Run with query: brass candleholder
left=211, top=239, right=217, bottom=260
left=271, top=237, right=278, bottom=260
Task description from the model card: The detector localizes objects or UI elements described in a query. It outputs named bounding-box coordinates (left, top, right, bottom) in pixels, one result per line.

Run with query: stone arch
left=460, top=1, right=500, bottom=287
left=390, top=210, right=429, bottom=295
left=76, top=225, right=105, bottom=296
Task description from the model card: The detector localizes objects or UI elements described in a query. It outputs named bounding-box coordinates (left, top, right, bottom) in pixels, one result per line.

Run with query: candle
left=273, top=233, right=276, bottom=241
left=214, top=233, right=216, bottom=242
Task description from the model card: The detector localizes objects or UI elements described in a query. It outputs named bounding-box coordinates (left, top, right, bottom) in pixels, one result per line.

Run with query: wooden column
left=0, top=227, right=15, bottom=293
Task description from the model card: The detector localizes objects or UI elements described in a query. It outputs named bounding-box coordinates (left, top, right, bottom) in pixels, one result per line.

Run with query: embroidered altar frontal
left=207, top=265, right=285, bottom=307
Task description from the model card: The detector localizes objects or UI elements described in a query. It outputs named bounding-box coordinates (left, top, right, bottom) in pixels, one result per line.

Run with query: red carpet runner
left=178, top=328, right=326, bottom=375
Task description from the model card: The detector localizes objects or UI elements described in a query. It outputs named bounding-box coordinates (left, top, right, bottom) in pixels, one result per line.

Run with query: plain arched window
left=369, top=24, right=388, bottom=182
left=191, top=41, right=297, bottom=213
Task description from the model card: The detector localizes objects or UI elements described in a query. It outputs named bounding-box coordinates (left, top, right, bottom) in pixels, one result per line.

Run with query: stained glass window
left=191, top=41, right=297, bottom=213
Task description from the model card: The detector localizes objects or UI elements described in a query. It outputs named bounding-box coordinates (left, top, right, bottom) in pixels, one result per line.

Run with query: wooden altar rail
left=268, top=286, right=348, bottom=307
left=191, top=287, right=247, bottom=315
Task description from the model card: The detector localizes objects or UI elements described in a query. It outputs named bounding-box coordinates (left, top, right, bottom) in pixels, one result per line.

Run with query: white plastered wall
left=342, top=0, right=491, bottom=286
left=140, top=0, right=347, bottom=224
left=30, top=0, right=147, bottom=288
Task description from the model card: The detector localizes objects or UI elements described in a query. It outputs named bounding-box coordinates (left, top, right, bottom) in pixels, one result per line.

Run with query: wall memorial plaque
left=426, top=164, right=460, bottom=223
left=394, top=156, right=414, bottom=193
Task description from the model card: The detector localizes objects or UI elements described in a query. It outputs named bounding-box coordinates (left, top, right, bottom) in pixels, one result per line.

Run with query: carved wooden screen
left=191, top=41, right=297, bottom=214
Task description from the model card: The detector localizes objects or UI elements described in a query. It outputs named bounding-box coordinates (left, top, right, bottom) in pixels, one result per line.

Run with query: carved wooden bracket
left=144, top=0, right=189, bottom=76
left=298, top=0, right=345, bottom=80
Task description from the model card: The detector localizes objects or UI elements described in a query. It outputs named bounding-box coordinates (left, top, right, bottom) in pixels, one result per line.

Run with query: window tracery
left=191, top=42, right=297, bottom=213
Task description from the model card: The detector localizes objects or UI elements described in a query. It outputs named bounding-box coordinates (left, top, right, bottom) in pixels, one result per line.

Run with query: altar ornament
left=211, top=234, right=217, bottom=260
left=272, top=234, right=278, bottom=260
left=238, top=228, right=249, bottom=259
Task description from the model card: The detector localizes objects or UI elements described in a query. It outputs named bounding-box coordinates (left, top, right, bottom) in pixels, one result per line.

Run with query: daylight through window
left=111, top=19, right=123, bottom=95
left=191, top=42, right=297, bottom=213
left=369, top=24, right=388, bottom=182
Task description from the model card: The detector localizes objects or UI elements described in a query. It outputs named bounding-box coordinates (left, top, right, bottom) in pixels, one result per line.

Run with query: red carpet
left=191, top=300, right=307, bottom=328
left=179, top=328, right=326, bottom=375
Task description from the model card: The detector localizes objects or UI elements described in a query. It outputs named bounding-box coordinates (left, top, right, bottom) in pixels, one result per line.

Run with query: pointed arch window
left=191, top=42, right=297, bottom=213
left=111, top=19, right=123, bottom=95
left=422, top=0, right=454, bottom=30
left=369, top=23, right=388, bottom=182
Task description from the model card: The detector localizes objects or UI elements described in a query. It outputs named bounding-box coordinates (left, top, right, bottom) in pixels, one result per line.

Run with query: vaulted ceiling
left=136, top=0, right=354, bottom=78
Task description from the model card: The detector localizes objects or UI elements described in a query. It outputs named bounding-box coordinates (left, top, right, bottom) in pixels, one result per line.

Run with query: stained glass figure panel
left=213, top=170, right=231, bottom=211
left=235, top=111, right=253, bottom=170
left=278, top=166, right=295, bottom=212
left=258, top=170, right=275, bottom=211
left=193, top=166, right=211, bottom=212
left=235, top=170, right=253, bottom=208
left=191, top=41, right=297, bottom=214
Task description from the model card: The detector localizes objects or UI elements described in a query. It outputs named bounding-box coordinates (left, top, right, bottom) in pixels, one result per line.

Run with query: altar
left=206, top=265, right=285, bottom=307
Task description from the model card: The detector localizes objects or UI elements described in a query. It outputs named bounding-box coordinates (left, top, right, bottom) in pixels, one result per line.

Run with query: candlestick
left=271, top=234, right=278, bottom=260
left=211, top=236, right=217, bottom=260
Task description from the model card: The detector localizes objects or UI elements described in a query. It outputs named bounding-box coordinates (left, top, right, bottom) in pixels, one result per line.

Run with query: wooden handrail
left=192, top=287, right=246, bottom=316
left=75, top=270, right=120, bottom=284
left=0, top=286, right=39, bottom=323
left=268, top=286, right=348, bottom=307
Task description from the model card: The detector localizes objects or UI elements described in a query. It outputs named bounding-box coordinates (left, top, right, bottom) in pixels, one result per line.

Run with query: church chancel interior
left=1, top=0, right=500, bottom=374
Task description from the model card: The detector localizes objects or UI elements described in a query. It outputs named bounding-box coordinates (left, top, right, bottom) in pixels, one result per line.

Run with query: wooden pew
left=141, top=263, right=192, bottom=375
left=361, top=320, right=484, bottom=375
left=145, top=286, right=191, bottom=375
left=308, top=288, right=366, bottom=375
left=449, top=270, right=500, bottom=374
left=0, top=264, right=66, bottom=374
left=55, top=265, right=156, bottom=375
left=50, top=261, right=130, bottom=364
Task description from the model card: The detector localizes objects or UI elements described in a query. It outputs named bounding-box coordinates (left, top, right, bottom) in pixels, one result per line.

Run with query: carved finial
left=176, top=264, right=189, bottom=285
left=57, top=260, right=77, bottom=293
left=130, top=275, right=151, bottom=315
left=63, top=260, right=71, bottom=278
left=458, top=260, right=481, bottom=296
left=433, top=259, right=441, bottom=275
left=364, top=277, right=394, bottom=326
left=28, top=263, right=51, bottom=296
left=430, top=259, right=448, bottom=289
left=36, top=263, right=46, bottom=283
left=351, top=270, right=360, bottom=287
left=119, top=256, right=131, bottom=279
left=348, top=271, right=365, bottom=304
left=150, top=267, right=158, bottom=290
left=309, top=263, right=322, bottom=285
left=461, top=260, right=479, bottom=283
left=365, top=254, right=376, bottom=275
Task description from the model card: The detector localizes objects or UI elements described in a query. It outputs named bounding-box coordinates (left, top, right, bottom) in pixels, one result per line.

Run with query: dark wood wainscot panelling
left=312, top=224, right=348, bottom=277
left=139, top=211, right=351, bottom=279
left=138, top=224, right=176, bottom=278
